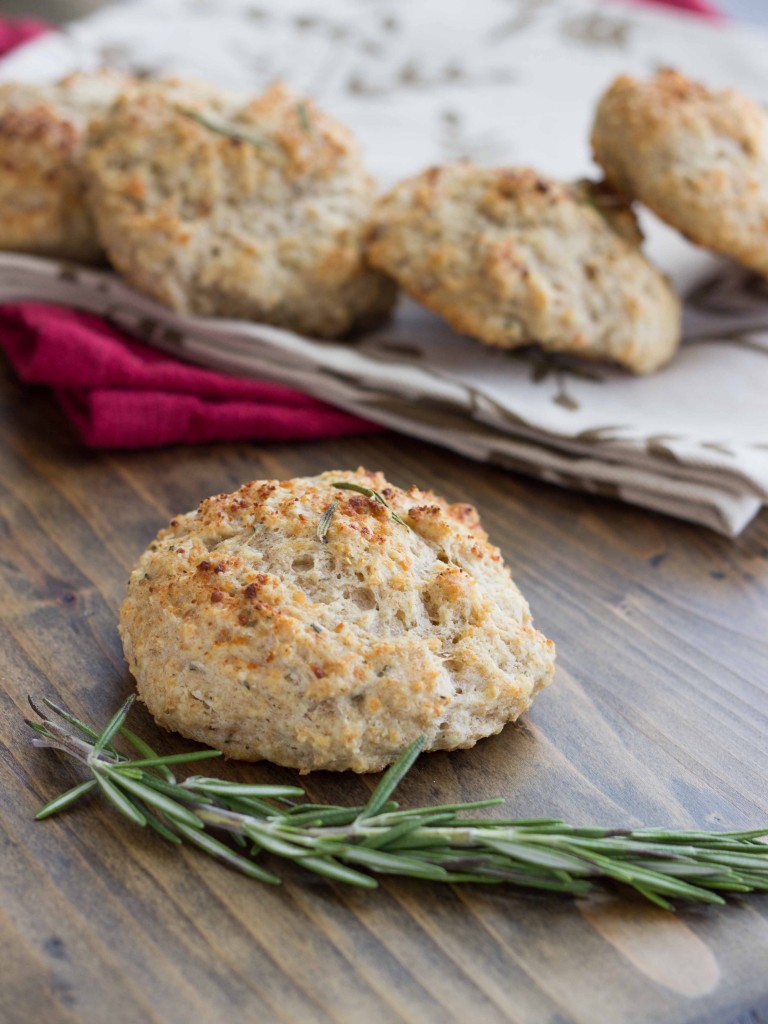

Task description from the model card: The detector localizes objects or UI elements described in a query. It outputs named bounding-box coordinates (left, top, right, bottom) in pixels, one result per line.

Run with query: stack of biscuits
left=0, top=73, right=397, bottom=338
left=367, top=69, right=768, bottom=374
left=0, top=67, right=766, bottom=373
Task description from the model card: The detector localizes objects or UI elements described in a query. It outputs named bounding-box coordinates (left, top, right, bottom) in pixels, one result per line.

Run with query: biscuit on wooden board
left=119, top=469, right=555, bottom=773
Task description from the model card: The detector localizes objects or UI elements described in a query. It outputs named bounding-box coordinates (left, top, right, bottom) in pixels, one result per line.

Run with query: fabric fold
left=0, top=303, right=380, bottom=447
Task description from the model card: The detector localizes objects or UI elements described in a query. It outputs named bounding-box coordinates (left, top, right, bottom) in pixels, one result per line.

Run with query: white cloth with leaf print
left=1, top=0, right=767, bottom=536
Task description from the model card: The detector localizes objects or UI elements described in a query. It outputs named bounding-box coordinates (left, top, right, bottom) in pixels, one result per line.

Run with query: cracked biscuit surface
left=85, top=79, right=396, bottom=336
left=0, top=69, right=132, bottom=261
left=592, top=69, right=768, bottom=277
left=366, top=163, right=681, bottom=374
left=119, top=469, right=555, bottom=773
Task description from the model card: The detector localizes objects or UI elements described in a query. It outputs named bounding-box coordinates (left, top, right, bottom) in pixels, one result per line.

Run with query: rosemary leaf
left=331, top=481, right=410, bottom=530
left=142, top=808, right=183, bottom=845
left=25, top=719, right=55, bottom=737
left=483, top=840, right=599, bottom=875
left=696, top=850, right=768, bottom=870
left=218, top=794, right=292, bottom=818
left=297, top=101, right=312, bottom=133
left=634, top=828, right=768, bottom=843
left=297, top=856, right=379, bottom=889
left=104, top=768, right=204, bottom=829
left=180, top=108, right=272, bottom=151
left=359, top=736, right=425, bottom=820
left=130, top=775, right=211, bottom=805
left=93, top=771, right=147, bottom=827
left=118, top=725, right=176, bottom=782
left=374, top=797, right=504, bottom=821
left=281, top=806, right=366, bottom=828
left=242, top=823, right=313, bottom=859
left=340, top=846, right=450, bottom=881
left=38, top=697, right=107, bottom=747
left=633, top=885, right=674, bottom=911
left=35, top=779, right=97, bottom=820
left=362, top=814, right=462, bottom=850
left=181, top=779, right=304, bottom=799
left=628, top=861, right=734, bottom=879
left=174, top=822, right=281, bottom=884
left=316, top=502, right=338, bottom=544
left=118, top=750, right=223, bottom=771
left=91, top=696, right=136, bottom=758
left=372, top=829, right=453, bottom=852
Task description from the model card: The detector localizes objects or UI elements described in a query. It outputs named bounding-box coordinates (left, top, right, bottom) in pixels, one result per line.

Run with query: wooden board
left=1, top=360, right=767, bottom=1024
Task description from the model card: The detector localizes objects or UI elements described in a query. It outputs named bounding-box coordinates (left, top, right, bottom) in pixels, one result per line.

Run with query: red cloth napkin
left=0, top=1, right=719, bottom=448
left=0, top=304, right=379, bottom=446
left=0, top=17, right=48, bottom=52
left=640, top=0, right=719, bottom=13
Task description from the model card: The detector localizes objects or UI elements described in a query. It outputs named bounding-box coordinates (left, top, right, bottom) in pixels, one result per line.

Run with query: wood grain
left=1, top=361, right=767, bottom=1024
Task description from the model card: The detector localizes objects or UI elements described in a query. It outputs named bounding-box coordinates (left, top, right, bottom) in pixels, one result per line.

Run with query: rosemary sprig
left=179, top=108, right=273, bottom=151
left=331, top=481, right=410, bottom=529
left=27, top=697, right=768, bottom=909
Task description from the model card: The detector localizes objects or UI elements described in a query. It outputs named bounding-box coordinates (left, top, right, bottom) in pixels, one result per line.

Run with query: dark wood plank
left=1, top=361, right=767, bottom=1024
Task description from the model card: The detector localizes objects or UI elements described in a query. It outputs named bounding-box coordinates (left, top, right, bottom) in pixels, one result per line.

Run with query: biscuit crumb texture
left=85, top=79, right=396, bottom=337
left=0, top=70, right=131, bottom=261
left=366, top=163, right=680, bottom=374
left=592, top=69, right=768, bottom=277
left=119, top=469, right=555, bottom=773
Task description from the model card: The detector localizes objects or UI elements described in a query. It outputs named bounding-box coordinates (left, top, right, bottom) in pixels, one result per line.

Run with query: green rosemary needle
left=179, top=108, right=273, bottom=151
left=296, top=101, right=312, bottom=133
left=316, top=501, right=339, bottom=543
left=27, top=696, right=768, bottom=910
left=331, top=482, right=410, bottom=529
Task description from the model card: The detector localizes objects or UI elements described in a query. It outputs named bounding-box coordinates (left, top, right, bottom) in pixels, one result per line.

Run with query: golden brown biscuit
left=119, top=469, right=555, bottom=773
left=85, top=79, right=396, bottom=336
left=366, top=164, right=680, bottom=374
left=592, top=69, right=768, bottom=276
left=0, top=70, right=132, bottom=261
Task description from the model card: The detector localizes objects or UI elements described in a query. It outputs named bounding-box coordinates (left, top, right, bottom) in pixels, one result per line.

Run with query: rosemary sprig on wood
left=331, top=481, right=410, bottom=529
left=27, top=696, right=768, bottom=908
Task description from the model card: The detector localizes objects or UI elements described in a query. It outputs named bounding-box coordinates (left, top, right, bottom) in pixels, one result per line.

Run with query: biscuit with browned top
left=85, top=79, right=396, bottom=336
left=0, top=70, right=131, bottom=261
left=366, top=163, right=680, bottom=373
left=592, top=69, right=768, bottom=276
left=119, top=469, right=555, bottom=773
